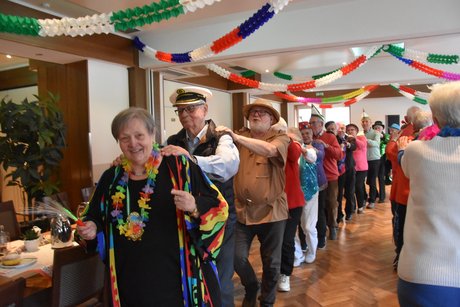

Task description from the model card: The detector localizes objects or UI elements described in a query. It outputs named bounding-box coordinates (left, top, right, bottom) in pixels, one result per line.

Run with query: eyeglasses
left=174, top=105, right=202, bottom=115
left=249, top=109, right=271, bottom=117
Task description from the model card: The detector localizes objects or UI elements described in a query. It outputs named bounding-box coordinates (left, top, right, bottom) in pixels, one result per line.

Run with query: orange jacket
left=385, top=124, right=414, bottom=205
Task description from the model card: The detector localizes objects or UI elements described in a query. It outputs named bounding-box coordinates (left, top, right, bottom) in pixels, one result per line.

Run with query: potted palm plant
left=0, top=93, right=67, bottom=216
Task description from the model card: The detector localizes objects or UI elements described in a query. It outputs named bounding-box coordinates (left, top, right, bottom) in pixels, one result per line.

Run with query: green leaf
left=0, top=94, right=66, bottom=207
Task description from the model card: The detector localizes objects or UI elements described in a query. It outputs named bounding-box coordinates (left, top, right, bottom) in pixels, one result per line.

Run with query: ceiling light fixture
left=6, top=55, right=12, bottom=59
left=265, top=69, right=269, bottom=73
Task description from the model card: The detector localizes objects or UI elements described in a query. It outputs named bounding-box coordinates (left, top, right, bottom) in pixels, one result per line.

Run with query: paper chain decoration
left=0, top=0, right=220, bottom=37
left=133, top=0, right=291, bottom=63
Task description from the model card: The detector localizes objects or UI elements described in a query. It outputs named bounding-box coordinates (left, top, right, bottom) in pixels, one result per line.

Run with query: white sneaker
left=278, top=274, right=290, bottom=292
left=305, top=252, right=316, bottom=264
left=293, top=254, right=305, bottom=267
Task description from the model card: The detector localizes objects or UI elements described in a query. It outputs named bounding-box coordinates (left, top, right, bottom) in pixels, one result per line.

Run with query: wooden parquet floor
left=233, top=193, right=399, bottom=307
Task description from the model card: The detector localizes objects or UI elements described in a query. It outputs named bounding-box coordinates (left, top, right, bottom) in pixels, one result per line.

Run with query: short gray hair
left=111, top=107, right=155, bottom=140
left=406, top=106, right=422, bottom=124
left=429, top=81, right=460, bottom=128
left=271, top=117, right=287, bottom=133
left=413, top=111, right=433, bottom=132
left=287, top=127, right=301, bottom=142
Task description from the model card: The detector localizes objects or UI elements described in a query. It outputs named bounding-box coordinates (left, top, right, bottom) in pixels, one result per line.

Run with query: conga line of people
left=77, top=82, right=460, bottom=306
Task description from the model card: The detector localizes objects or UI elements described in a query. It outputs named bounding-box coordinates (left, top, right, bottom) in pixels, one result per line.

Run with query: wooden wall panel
left=32, top=60, right=92, bottom=212
left=151, top=71, right=163, bottom=143
left=0, top=67, right=37, bottom=91
left=232, top=92, right=249, bottom=130
left=128, top=66, right=147, bottom=109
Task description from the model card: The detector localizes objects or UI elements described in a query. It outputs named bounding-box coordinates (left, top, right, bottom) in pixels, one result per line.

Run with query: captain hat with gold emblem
left=169, top=86, right=212, bottom=107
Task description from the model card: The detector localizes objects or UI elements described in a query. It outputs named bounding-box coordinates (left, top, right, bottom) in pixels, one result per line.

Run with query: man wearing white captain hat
left=162, top=86, right=240, bottom=307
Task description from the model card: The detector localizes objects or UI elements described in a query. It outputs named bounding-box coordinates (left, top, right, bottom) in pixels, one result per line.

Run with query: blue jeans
left=398, top=278, right=460, bottom=307
left=234, top=220, right=286, bottom=306
left=216, top=218, right=236, bottom=307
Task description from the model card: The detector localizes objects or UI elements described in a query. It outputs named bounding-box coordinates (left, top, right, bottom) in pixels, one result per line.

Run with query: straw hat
left=242, top=99, right=280, bottom=122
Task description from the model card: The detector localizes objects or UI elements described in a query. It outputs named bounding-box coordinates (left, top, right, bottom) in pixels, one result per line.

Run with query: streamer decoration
left=273, top=84, right=379, bottom=105
left=207, top=46, right=382, bottom=92
left=383, top=44, right=459, bottom=65
left=387, top=53, right=460, bottom=81
left=341, top=85, right=379, bottom=107
left=0, top=0, right=220, bottom=37
left=134, top=0, right=291, bottom=63
left=389, top=83, right=429, bottom=105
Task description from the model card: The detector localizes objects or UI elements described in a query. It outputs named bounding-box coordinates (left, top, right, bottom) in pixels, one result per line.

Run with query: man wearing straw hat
left=217, top=99, right=289, bottom=307
left=163, top=86, right=240, bottom=307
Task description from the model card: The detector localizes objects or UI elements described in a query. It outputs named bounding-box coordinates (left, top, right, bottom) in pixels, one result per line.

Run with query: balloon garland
left=206, top=46, right=382, bottom=91
left=0, top=0, right=220, bottom=37
left=383, top=44, right=459, bottom=65
left=133, top=0, right=291, bottom=63
left=389, top=83, right=429, bottom=105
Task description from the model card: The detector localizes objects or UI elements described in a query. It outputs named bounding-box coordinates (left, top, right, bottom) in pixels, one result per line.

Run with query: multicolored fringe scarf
left=98, top=155, right=227, bottom=307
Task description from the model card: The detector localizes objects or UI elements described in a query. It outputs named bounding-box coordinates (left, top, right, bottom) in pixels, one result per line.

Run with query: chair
left=0, top=277, right=26, bottom=307
left=51, top=245, right=105, bottom=307
left=0, top=200, right=22, bottom=240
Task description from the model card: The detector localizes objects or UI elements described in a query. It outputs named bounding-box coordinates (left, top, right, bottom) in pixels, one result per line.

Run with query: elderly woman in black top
left=77, top=107, right=228, bottom=306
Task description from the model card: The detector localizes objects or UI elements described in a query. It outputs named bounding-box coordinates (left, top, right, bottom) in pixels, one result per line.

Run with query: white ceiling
left=2, top=0, right=460, bottom=92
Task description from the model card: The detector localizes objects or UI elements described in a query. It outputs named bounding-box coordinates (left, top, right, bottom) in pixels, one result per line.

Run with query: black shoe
left=329, top=227, right=337, bottom=240
left=318, top=237, right=326, bottom=249
left=337, top=216, right=344, bottom=224
left=242, top=282, right=260, bottom=307
left=345, top=214, right=352, bottom=221
left=378, top=199, right=385, bottom=203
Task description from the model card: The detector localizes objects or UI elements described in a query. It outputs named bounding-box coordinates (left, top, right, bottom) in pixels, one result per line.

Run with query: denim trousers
left=216, top=219, right=236, bottom=307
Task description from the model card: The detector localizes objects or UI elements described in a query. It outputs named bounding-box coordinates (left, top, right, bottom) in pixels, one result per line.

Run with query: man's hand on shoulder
left=161, top=145, right=191, bottom=159
left=216, top=126, right=239, bottom=142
